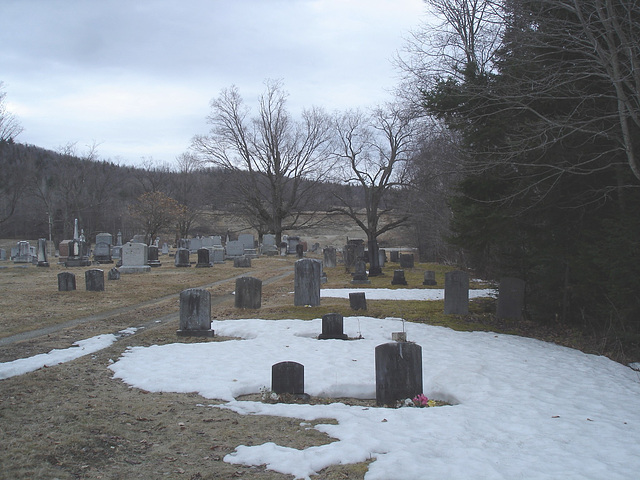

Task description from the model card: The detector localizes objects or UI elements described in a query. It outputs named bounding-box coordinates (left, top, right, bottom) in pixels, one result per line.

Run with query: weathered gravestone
left=235, top=276, right=262, bottom=309
left=496, top=277, right=526, bottom=320
left=399, top=253, right=415, bottom=269
left=375, top=342, right=423, bottom=407
left=36, top=238, right=49, bottom=267
left=378, top=249, right=386, bottom=268
left=444, top=270, right=469, bottom=315
left=93, top=242, right=112, bottom=264
left=161, top=243, right=169, bottom=255
left=343, top=240, right=364, bottom=269
left=390, top=250, right=399, bottom=262
left=319, top=313, right=348, bottom=340
left=295, top=243, right=304, bottom=258
left=423, top=271, right=437, bottom=286
left=108, top=267, right=120, bottom=280
left=148, top=245, right=161, bottom=267
left=196, top=248, right=211, bottom=268
left=14, top=241, right=31, bottom=263
left=225, top=240, right=244, bottom=258
left=272, top=361, right=304, bottom=395
left=261, top=234, right=278, bottom=255
left=57, top=272, right=76, bottom=291
left=294, top=258, right=322, bottom=306
left=174, top=248, right=191, bottom=267
left=287, top=236, right=301, bottom=254
left=0, top=248, right=6, bottom=261
left=351, top=259, right=371, bottom=284
left=323, top=247, right=337, bottom=268
left=349, top=292, right=367, bottom=311
left=233, top=256, right=251, bottom=268
left=176, top=288, right=214, bottom=337
left=211, top=247, right=225, bottom=264
left=120, top=242, right=151, bottom=273
left=391, top=269, right=408, bottom=285
left=189, top=237, right=203, bottom=253
left=85, top=269, right=105, bottom=291
left=238, top=234, right=255, bottom=253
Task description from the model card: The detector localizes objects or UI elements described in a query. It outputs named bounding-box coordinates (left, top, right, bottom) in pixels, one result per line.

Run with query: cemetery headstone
left=57, top=272, right=76, bottom=291
left=37, top=238, right=49, bottom=267
left=116, top=231, right=123, bottom=246
left=423, top=271, right=437, bottom=286
left=161, top=243, right=169, bottom=255
left=225, top=240, right=244, bottom=257
left=375, top=342, right=423, bottom=407
left=0, top=248, right=6, bottom=261
left=120, top=242, right=151, bottom=273
left=196, top=248, right=211, bottom=268
left=174, top=248, right=191, bottom=267
left=238, top=233, right=255, bottom=252
left=189, top=237, right=203, bottom=253
left=496, top=277, right=526, bottom=320
left=261, top=234, right=278, bottom=255
left=294, top=258, right=322, bottom=306
left=349, top=292, right=367, bottom=311
left=272, top=361, right=304, bottom=395
left=148, top=245, right=161, bottom=267
left=444, top=270, right=469, bottom=315
left=235, top=276, right=262, bottom=309
left=323, top=247, right=337, bottom=268
left=211, top=247, right=225, bottom=264
left=295, top=243, right=304, bottom=258
left=85, top=269, right=105, bottom=291
left=399, top=253, right=415, bottom=269
left=14, top=241, right=31, bottom=263
left=390, top=250, right=399, bottom=262
left=391, top=269, right=408, bottom=285
left=94, top=242, right=112, bottom=264
left=319, top=313, right=348, bottom=340
left=378, top=249, right=386, bottom=267
left=233, top=256, right=251, bottom=268
left=108, top=267, right=120, bottom=280
left=287, top=236, right=301, bottom=254
left=176, top=288, right=214, bottom=337
left=201, top=237, right=215, bottom=249
left=351, top=259, right=371, bottom=284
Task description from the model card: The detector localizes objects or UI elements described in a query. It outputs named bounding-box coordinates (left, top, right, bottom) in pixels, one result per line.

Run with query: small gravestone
left=196, top=248, right=211, bottom=268
left=235, top=276, right=262, bottom=309
left=378, top=249, right=386, bottom=267
left=85, top=269, right=105, bottom=291
left=497, top=277, right=526, bottom=320
left=0, top=248, right=6, bottom=260
left=323, top=247, right=337, bottom=268
left=161, top=243, right=169, bottom=255
left=444, top=270, right=469, bottom=315
left=423, top=271, right=437, bottom=286
left=390, top=251, right=399, bottom=262
left=294, top=258, right=322, bottom=306
left=148, top=245, right=161, bottom=267
left=319, top=313, right=348, bottom=340
left=295, top=243, right=304, bottom=258
left=211, top=247, right=225, bottom=264
left=349, top=292, right=367, bottom=310
left=391, top=269, right=408, bottom=285
left=36, top=238, right=49, bottom=267
left=399, top=253, right=414, bottom=269
left=57, top=272, right=76, bottom=291
left=108, top=267, right=120, bottom=280
left=174, top=248, right=191, bottom=267
left=94, top=242, right=112, bottom=264
left=272, top=361, right=304, bottom=395
left=233, top=256, right=251, bottom=268
left=351, top=259, right=371, bottom=284
left=176, top=288, right=214, bottom=337
left=375, top=342, right=423, bottom=407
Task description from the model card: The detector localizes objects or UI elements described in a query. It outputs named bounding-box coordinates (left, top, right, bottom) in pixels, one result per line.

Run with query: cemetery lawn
left=0, top=251, right=628, bottom=479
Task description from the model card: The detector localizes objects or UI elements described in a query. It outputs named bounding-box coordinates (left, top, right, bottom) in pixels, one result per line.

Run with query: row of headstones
left=271, top=341, right=423, bottom=407
left=56, top=268, right=120, bottom=292
left=5, top=239, right=49, bottom=266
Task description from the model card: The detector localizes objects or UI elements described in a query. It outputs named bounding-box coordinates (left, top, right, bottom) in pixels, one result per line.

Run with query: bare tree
left=330, top=104, right=421, bottom=275
left=0, top=82, right=23, bottom=142
left=191, top=80, right=334, bottom=244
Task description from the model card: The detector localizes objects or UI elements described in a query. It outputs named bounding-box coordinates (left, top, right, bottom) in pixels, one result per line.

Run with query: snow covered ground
left=3, top=288, right=640, bottom=479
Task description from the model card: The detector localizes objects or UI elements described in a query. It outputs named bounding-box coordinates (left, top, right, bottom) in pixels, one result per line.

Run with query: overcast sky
left=1, top=0, right=429, bottom=166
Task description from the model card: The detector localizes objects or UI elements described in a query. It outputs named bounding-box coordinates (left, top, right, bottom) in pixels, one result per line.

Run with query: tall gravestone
left=196, top=248, right=211, bottom=268
left=36, top=238, right=49, bottom=267
left=176, top=288, right=214, bottom=337
left=272, top=361, right=304, bottom=395
left=235, top=276, right=262, bottom=309
left=323, top=247, right=337, bottom=268
left=378, top=249, right=386, bottom=267
left=147, top=245, right=161, bottom=267
left=375, top=342, right=423, bottom=407
left=85, top=269, right=105, bottom=291
left=444, top=270, right=469, bottom=315
left=497, top=277, right=526, bottom=320
left=319, top=313, right=348, bottom=340
left=294, top=258, right=322, bottom=306
left=57, top=272, right=76, bottom=291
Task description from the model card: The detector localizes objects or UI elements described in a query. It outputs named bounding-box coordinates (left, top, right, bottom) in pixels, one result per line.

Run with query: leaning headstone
left=349, top=292, right=367, bottom=311
left=294, top=258, right=322, bottom=306
left=375, top=342, right=423, bottom=407
left=496, top=277, right=526, bottom=320
left=272, top=361, right=304, bottom=395
left=444, top=270, right=469, bottom=315
left=196, top=248, right=211, bottom=268
left=85, top=269, right=105, bottom=292
left=233, top=256, right=251, bottom=268
left=399, top=253, right=414, bottom=269
left=319, top=313, right=348, bottom=340
left=176, top=288, right=214, bottom=337
left=57, top=272, right=76, bottom=291
left=36, top=238, right=49, bottom=267
left=323, top=247, right=337, bottom=268
left=147, top=245, right=161, bottom=267
left=174, top=248, right=191, bottom=267
left=108, top=267, right=120, bottom=280
left=120, top=242, right=151, bottom=273
left=423, top=271, right=437, bottom=286
left=235, top=276, right=262, bottom=309
left=351, top=259, right=371, bottom=284
left=391, top=269, right=408, bottom=285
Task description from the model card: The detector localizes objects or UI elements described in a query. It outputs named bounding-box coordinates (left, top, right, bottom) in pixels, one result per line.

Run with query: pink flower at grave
left=412, top=394, right=430, bottom=407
